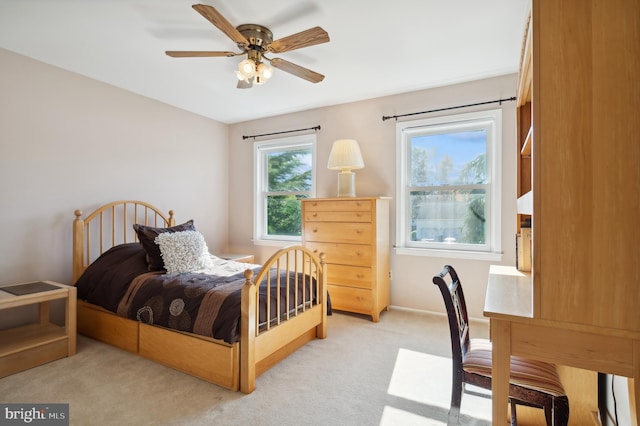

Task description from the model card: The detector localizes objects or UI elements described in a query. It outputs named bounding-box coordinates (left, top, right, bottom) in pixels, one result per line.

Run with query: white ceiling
left=0, top=0, right=530, bottom=124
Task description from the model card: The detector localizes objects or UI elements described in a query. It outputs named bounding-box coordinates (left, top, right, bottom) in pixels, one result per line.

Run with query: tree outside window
left=255, top=135, right=315, bottom=242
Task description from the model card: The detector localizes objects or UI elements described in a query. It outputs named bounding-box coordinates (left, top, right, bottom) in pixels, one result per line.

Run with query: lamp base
left=336, top=171, right=356, bottom=197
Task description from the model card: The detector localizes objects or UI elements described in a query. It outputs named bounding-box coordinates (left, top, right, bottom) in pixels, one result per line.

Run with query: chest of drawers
left=301, top=197, right=390, bottom=321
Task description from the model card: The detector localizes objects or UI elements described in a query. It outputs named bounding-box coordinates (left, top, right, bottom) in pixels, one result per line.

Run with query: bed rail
left=72, top=200, right=175, bottom=282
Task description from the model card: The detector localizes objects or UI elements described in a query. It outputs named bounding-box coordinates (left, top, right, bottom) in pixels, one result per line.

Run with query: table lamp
left=327, top=139, right=365, bottom=197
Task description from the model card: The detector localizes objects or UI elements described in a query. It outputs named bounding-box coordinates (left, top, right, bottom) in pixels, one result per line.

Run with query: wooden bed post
left=72, top=210, right=85, bottom=283
left=317, top=252, right=328, bottom=339
left=240, top=269, right=257, bottom=394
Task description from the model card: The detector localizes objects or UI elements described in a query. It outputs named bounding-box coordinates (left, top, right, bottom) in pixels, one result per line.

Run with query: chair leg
left=448, top=405, right=460, bottom=426
left=448, top=372, right=464, bottom=426
left=510, top=399, right=518, bottom=426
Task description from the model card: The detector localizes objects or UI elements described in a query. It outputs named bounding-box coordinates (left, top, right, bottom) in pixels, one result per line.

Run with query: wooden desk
left=484, top=265, right=639, bottom=425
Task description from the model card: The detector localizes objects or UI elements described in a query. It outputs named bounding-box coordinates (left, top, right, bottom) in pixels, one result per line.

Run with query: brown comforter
left=75, top=243, right=322, bottom=344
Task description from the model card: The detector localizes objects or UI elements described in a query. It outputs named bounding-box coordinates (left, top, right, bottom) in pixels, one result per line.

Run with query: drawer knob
left=312, top=212, right=318, bottom=217
left=356, top=251, right=362, bottom=257
left=313, top=227, right=318, bottom=233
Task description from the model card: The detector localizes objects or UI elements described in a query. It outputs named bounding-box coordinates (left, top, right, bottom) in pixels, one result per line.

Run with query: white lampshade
left=327, top=139, right=364, bottom=197
left=327, top=139, right=365, bottom=171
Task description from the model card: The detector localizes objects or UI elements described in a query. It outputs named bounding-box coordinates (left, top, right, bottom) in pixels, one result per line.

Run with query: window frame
left=253, top=133, right=316, bottom=245
left=395, top=108, right=503, bottom=261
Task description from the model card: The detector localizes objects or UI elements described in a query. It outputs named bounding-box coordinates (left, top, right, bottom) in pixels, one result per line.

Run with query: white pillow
left=154, top=230, right=214, bottom=274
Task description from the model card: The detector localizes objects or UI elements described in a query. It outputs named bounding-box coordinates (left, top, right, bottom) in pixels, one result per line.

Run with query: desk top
left=483, top=265, right=533, bottom=320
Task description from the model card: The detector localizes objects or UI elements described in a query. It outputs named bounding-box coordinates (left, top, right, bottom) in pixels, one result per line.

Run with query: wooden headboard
left=72, top=200, right=175, bottom=282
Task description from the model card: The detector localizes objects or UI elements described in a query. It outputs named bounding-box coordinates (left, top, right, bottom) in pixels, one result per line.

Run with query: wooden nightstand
left=216, top=253, right=255, bottom=263
left=0, top=281, right=77, bottom=378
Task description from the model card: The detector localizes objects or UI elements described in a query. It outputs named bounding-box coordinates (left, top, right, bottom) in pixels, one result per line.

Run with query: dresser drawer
left=303, top=222, right=372, bottom=244
left=305, top=242, right=372, bottom=267
left=328, top=284, right=372, bottom=315
left=303, top=210, right=371, bottom=223
left=327, top=264, right=372, bottom=289
left=304, top=199, right=372, bottom=213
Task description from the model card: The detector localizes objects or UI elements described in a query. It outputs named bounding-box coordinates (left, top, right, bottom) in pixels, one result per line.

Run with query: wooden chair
left=432, top=265, right=569, bottom=426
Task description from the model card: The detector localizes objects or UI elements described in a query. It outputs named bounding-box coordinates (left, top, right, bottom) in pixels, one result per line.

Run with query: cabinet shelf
left=0, top=323, right=67, bottom=357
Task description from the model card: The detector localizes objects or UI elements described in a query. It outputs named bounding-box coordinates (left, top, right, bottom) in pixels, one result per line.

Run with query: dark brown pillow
left=132, top=220, right=195, bottom=271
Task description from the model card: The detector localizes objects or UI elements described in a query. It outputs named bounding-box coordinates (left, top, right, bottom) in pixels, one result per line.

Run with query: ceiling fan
left=166, top=4, right=330, bottom=89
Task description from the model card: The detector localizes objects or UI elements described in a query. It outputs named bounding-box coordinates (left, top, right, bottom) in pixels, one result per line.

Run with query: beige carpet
left=0, top=309, right=491, bottom=425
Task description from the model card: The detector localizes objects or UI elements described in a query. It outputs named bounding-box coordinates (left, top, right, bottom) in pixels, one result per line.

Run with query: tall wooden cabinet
left=485, top=0, right=640, bottom=423
left=301, top=197, right=390, bottom=322
left=528, top=0, right=639, bottom=333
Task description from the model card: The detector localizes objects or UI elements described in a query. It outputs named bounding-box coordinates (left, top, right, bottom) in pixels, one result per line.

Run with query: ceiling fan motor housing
left=236, top=24, right=273, bottom=52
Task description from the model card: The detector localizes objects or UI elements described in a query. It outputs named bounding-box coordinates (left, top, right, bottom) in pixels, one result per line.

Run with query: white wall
left=0, top=46, right=518, bottom=320
left=0, top=48, right=230, bottom=287
left=228, top=74, right=518, bottom=319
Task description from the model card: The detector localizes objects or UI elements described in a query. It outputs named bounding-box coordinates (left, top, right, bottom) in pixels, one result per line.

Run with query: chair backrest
left=432, top=265, right=471, bottom=368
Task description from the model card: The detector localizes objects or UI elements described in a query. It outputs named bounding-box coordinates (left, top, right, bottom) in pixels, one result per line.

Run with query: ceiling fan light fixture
left=256, top=62, right=273, bottom=80
left=238, top=59, right=256, bottom=78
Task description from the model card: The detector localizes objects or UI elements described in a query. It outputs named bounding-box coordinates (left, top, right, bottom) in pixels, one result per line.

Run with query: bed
left=72, top=200, right=328, bottom=393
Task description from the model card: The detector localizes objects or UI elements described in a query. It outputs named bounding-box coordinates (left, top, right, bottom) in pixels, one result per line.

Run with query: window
left=254, top=134, right=316, bottom=243
left=396, top=109, right=502, bottom=259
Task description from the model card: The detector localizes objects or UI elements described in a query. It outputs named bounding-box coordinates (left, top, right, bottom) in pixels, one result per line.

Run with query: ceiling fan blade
left=268, top=26, right=329, bottom=53
left=166, top=51, right=238, bottom=58
left=269, top=58, right=325, bottom=83
left=192, top=4, right=247, bottom=45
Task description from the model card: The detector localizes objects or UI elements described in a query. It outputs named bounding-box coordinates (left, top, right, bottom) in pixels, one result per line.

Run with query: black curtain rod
left=381, top=97, right=516, bottom=121
left=243, top=125, right=321, bottom=140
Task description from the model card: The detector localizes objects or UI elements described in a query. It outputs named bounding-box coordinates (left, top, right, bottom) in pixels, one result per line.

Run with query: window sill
left=394, top=247, right=503, bottom=262
left=252, top=238, right=301, bottom=248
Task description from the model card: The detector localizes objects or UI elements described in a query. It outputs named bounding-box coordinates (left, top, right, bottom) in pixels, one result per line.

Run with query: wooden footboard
left=240, top=245, right=327, bottom=393
left=73, top=201, right=327, bottom=393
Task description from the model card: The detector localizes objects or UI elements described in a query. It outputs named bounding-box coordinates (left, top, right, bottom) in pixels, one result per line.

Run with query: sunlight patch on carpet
left=380, top=406, right=446, bottom=426
left=387, top=348, right=491, bottom=421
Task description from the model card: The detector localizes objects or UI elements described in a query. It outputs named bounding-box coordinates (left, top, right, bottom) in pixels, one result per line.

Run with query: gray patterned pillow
left=155, top=230, right=214, bottom=275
